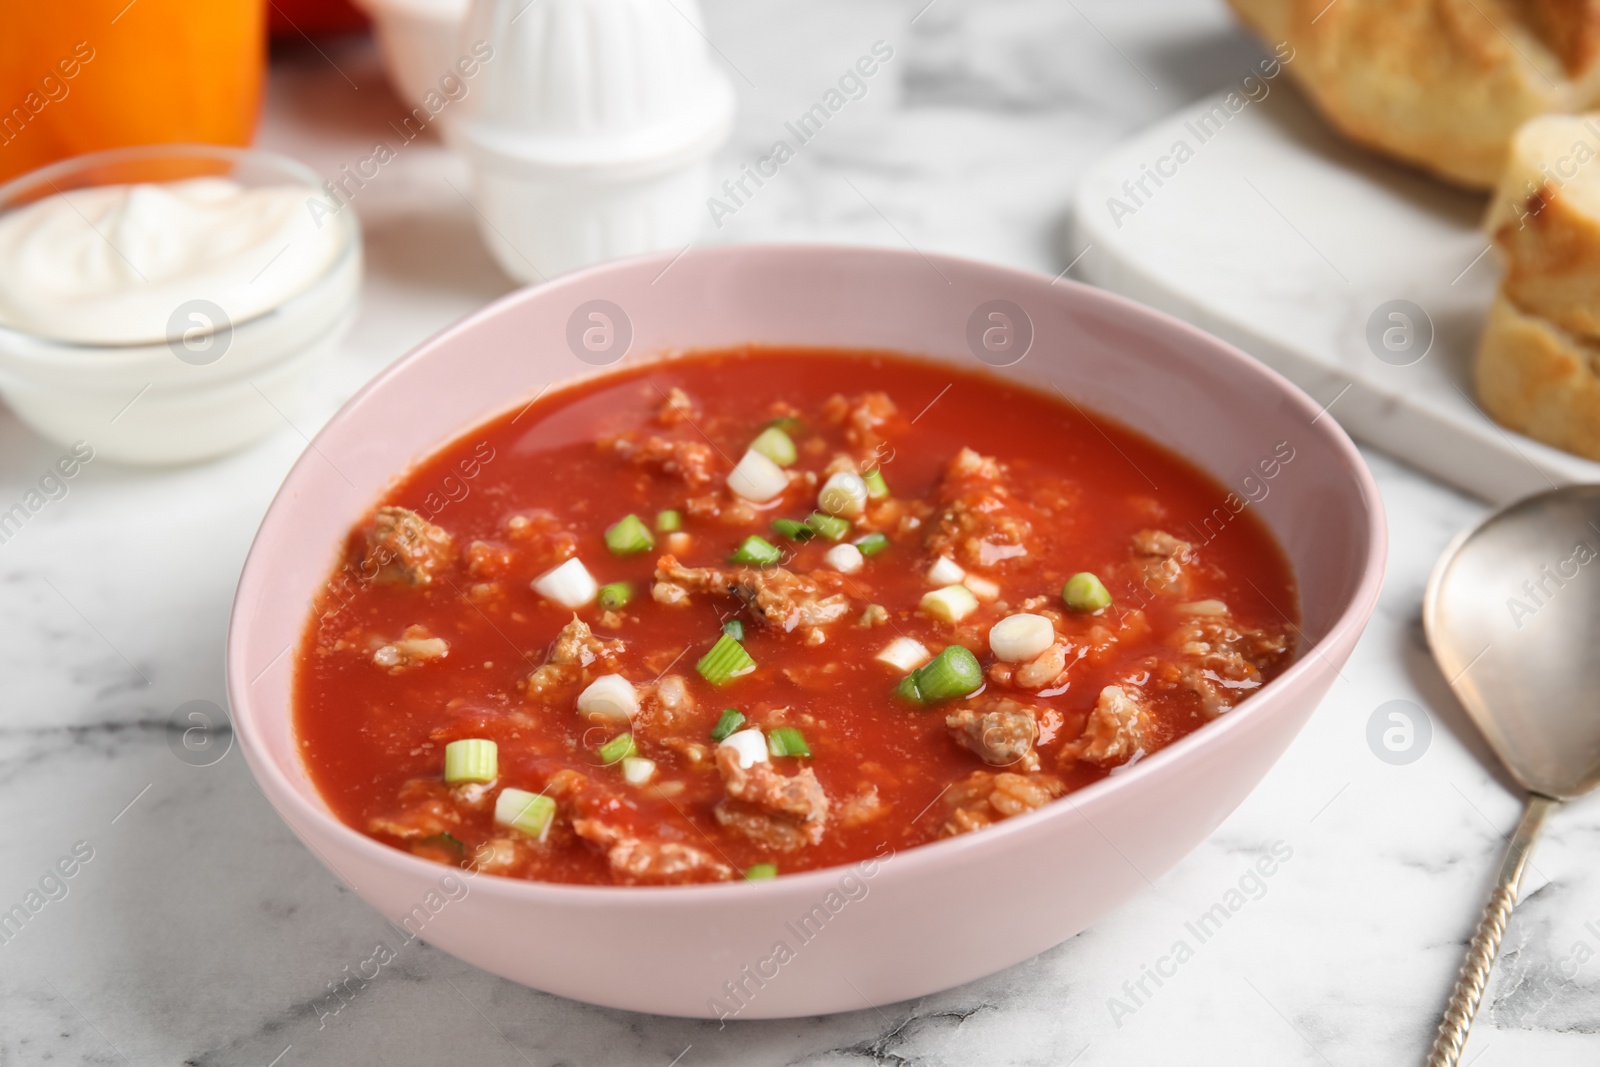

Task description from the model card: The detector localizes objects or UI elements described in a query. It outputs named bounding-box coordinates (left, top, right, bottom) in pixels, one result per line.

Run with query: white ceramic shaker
left=453, top=0, right=736, bottom=281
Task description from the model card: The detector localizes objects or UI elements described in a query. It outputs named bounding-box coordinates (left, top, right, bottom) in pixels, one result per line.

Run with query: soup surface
left=295, top=348, right=1298, bottom=886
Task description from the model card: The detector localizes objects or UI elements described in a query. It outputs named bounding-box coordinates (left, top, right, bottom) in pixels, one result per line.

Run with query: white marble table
left=5, top=2, right=1596, bottom=1064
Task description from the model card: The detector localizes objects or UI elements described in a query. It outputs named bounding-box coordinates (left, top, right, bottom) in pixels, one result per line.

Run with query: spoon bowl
left=1425, top=483, right=1600, bottom=799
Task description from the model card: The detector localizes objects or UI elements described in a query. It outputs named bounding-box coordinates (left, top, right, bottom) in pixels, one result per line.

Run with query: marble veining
left=2, top=1, right=1597, bottom=1063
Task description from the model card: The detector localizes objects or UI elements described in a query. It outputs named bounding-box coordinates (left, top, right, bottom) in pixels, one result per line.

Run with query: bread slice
left=1476, top=292, right=1600, bottom=460
left=1487, top=113, right=1600, bottom=339
left=1228, top=0, right=1600, bottom=188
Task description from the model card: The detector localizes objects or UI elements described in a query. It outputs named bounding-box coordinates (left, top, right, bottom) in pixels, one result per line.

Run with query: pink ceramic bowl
left=227, top=244, right=1385, bottom=1019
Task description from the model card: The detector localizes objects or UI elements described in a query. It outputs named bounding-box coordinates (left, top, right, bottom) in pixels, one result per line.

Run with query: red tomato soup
left=294, top=348, right=1298, bottom=887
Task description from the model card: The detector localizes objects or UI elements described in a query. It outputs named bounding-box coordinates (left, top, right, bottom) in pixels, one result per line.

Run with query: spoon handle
left=1426, top=793, right=1556, bottom=1067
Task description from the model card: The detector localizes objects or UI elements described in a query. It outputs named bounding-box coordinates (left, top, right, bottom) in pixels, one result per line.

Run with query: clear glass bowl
left=0, top=143, right=362, bottom=465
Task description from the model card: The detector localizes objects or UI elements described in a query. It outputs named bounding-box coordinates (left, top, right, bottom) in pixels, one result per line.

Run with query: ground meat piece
left=941, top=770, right=1063, bottom=836
left=684, top=491, right=759, bottom=526
left=545, top=770, right=732, bottom=884
left=654, top=556, right=851, bottom=638
left=1013, top=641, right=1069, bottom=690
left=503, top=510, right=579, bottom=573
left=924, top=448, right=1036, bottom=569
left=652, top=580, right=691, bottom=606
left=609, top=434, right=718, bottom=489
left=363, top=506, right=454, bottom=586
left=1169, top=612, right=1290, bottom=717
left=368, top=780, right=461, bottom=840
left=836, top=784, right=887, bottom=827
left=656, top=386, right=698, bottom=426
left=637, top=675, right=696, bottom=729
left=1064, top=684, right=1150, bottom=765
left=465, top=540, right=516, bottom=579
left=660, top=736, right=714, bottom=770
left=946, top=698, right=1040, bottom=770
left=467, top=837, right=527, bottom=876
left=525, top=617, right=625, bottom=698
left=822, top=391, right=901, bottom=454
left=371, top=625, right=449, bottom=674
left=1133, top=530, right=1194, bottom=597
left=713, top=746, right=829, bottom=850
left=572, top=818, right=733, bottom=885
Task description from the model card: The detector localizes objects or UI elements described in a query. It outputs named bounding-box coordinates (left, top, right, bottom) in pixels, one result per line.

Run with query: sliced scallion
left=766, top=416, right=805, bottom=437
left=912, top=645, right=984, bottom=704
left=745, top=863, right=779, bottom=881
left=444, top=738, right=497, bottom=783
left=767, top=726, right=812, bottom=758
left=854, top=532, right=889, bottom=556
left=750, top=426, right=798, bottom=467
left=597, top=733, right=637, bottom=765
left=604, top=513, right=655, bottom=556
left=494, top=788, right=555, bottom=841
left=621, top=756, right=656, bottom=786
left=597, top=581, right=632, bottom=611
left=804, top=512, right=851, bottom=541
left=722, top=618, right=745, bottom=641
left=1064, top=571, right=1112, bottom=613
left=710, top=707, right=746, bottom=741
left=863, top=468, right=890, bottom=499
left=818, top=471, right=869, bottom=517
left=730, top=535, right=782, bottom=567
left=697, top=633, right=756, bottom=685
left=655, top=509, right=682, bottom=532
left=771, top=517, right=816, bottom=541
left=921, top=583, right=979, bottom=623
left=895, top=673, right=923, bottom=704
left=531, top=557, right=597, bottom=608
left=728, top=449, right=788, bottom=503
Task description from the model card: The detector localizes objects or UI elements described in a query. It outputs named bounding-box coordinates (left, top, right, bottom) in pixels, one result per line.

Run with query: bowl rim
left=227, top=241, right=1388, bottom=905
left=0, top=142, right=361, bottom=355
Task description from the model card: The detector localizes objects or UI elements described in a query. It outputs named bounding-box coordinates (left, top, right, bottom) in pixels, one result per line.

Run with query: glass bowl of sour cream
left=0, top=144, right=361, bottom=464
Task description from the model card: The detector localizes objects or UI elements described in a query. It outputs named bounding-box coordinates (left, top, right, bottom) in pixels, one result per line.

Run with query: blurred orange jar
left=0, top=0, right=265, bottom=182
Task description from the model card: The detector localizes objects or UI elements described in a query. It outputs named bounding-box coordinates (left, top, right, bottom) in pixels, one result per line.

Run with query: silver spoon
left=1421, top=484, right=1600, bottom=1066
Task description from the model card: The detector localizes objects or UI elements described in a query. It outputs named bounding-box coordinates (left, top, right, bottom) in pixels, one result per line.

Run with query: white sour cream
left=0, top=178, right=345, bottom=345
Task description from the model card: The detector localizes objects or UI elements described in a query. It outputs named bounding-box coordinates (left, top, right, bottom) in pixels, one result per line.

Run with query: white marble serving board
left=1070, top=84, right=1600, bottom=504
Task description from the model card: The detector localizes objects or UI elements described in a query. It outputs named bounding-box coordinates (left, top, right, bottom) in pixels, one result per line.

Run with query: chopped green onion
left=819, top=471, right=869, bottom=517
left=767, top=726, right=812, bottom=758
left=854, top=532, right=890, bottom=556
left=750, top=426, right=797, bottom=467
left=655, top=509, right=682, bottom=532
left=728, top=449, right=788, bottom=503
left=895, top=673, right=923, bottom=703
left=444, top=738, right=497, bottom=783
left=771, top=517, right=816, bottom=541
left=730, top=534, right=782, bottom=566
left=697, top=633, right=756, bottom=685
left=621, top=756, right=656, bottom=786
left=1063, top=571, right=1112, bottom=613
left=766, top=416, right=805, bottom=437
left=722, top=618, right=745, bottom=641
left=418, top=831, right=465, bottom=855
left=604, top=513, right=655, bottom=556
left=597, top=581, right=632, bottom=611
left=597, top=733, right=637, bottom=765
left=494, top=788, right=556, bottom=840
left=921, top=583, right=980, bottom=623
left=863, top=468, right=890, bottom=499
left=710, top=707, right=746, bottom=741
left=745, top=863, right=779, bottom=881
left=804, top=512, right=851, bottom=541
left=913, top=645, right=985, bottom=704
